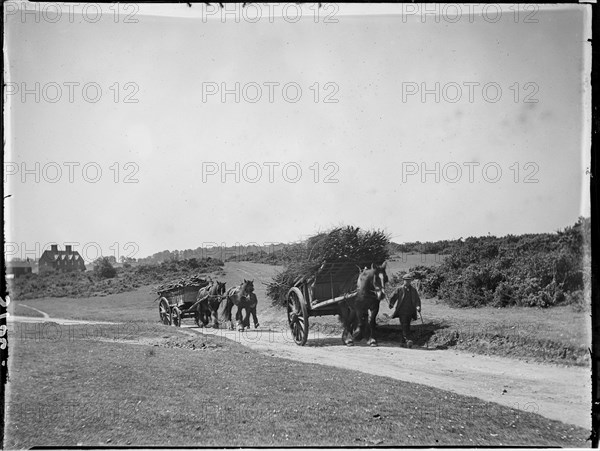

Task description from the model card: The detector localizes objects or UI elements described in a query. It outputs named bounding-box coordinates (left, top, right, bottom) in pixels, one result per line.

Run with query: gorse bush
left=94, top=257, right=117, bottom=279
left=412, top=217, right=590, bottom=308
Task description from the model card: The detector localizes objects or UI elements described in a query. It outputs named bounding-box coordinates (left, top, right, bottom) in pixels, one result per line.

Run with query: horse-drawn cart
left=287, top=260, right=382, bottom=346
left=157, top=278, right=211, bottom=327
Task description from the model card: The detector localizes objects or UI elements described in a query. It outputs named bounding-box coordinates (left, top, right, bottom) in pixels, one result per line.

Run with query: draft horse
left=339, top=262, right=388, bottom=347
left=223, top=279, right=258, bottom=331
left=196, top=281, right=227, bottom=328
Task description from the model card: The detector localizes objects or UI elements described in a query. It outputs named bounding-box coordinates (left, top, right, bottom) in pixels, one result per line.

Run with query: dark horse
left=223, top=280, right=258, bottom=331
left=339, top=262, right=388, bottom=347
left=196, top=281, right=227, bottom=328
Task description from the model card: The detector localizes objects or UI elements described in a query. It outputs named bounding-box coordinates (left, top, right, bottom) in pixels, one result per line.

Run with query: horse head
left=216, top=281, right=227, bottom=296
left=241, top=279, right=255, bottom=297
left=357, top=262, right=388, bottom=301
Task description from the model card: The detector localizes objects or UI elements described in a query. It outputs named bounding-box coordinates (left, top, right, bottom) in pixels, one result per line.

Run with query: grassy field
left=5, top=322, right=588, bottom=448
left=9, top=285, right=159, bottom=323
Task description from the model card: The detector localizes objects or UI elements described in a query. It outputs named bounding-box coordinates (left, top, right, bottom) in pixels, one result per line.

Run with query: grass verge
left=5, top=322, right=588, bottom=448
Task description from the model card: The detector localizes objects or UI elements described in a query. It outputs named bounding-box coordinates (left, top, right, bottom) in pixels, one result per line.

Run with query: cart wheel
left=287, top=287, right=309, bottom=346
left=159, top=298, right=172, bottom=325
left=172, top=307, right=182, bottom=327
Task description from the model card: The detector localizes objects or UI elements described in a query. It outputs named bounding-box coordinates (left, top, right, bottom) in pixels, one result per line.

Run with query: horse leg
left=366, top=304, right=377, bottom=347
left=251, top=307, right=259, bottom=328
left=242, top=306, right=251, bottom=329
left=354, top=307, right=366, bottom=343
left=224, top=298, right=235, bottom=331
left=339, top=304, right=354, bottom=346
left=235, top=305, right=245, bottom=331
left=369, top=301, right=380, bottom=331
left=352, top=311, right=365, bottom=341
left=248, top=294, right=259, bottom=328
left=210, top=299, right=219, bottom=329
left=198, top=301, right=208, bottom=327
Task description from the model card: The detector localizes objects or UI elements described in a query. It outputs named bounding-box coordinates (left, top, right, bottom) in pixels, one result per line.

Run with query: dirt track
left=191, top=262, right=591, bottom=430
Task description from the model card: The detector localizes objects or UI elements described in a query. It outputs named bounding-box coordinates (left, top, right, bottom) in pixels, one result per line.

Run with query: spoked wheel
left=287, top=287, right=309, bottom=346
left=159, top=298, right=172, bottom=325
left=172, top=307, right=182, bottom=327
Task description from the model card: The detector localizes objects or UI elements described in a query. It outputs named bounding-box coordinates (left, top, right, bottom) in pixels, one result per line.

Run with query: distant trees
left=390, top=239, right=462, bottom=255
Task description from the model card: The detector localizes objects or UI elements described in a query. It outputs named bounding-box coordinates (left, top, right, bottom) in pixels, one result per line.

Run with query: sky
left=4, top=3, right=592, bottom=262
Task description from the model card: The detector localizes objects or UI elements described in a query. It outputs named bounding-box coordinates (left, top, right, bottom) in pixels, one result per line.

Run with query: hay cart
left=157, top=281, right=210, bottom=327
left=287, top=261, right=372, bottom=346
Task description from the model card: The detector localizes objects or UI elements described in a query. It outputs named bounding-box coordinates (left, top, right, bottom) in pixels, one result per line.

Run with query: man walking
left=388, top=273, right=421, bottom=347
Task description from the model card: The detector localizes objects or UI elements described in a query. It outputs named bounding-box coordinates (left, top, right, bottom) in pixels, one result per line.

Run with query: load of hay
left=156, top=274, right=211, bottom=294
left=267, top=226, right=390, bottom=306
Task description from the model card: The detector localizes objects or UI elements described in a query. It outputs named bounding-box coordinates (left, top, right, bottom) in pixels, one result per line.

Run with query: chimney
left=66, top=245, right=72, bottom=253
left=51, top=244, right=58, bottom=252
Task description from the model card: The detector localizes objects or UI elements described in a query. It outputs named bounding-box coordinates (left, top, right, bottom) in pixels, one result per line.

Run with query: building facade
left=39, top=245, right=86, bottom=273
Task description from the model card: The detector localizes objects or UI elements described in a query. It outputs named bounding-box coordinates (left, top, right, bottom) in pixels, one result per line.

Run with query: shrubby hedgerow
left=410, top=217, right=590, bottom=308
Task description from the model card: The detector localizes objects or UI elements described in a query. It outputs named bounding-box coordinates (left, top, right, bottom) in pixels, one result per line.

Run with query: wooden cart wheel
left=172, top=307, right=182, bottom=327
left=287, top=287, right=309, bottom=346
left=159, top=298, right=172, bottom=325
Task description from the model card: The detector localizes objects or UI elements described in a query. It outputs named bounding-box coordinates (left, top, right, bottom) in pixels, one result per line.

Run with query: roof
left=41, top=250, right=83, bottom=260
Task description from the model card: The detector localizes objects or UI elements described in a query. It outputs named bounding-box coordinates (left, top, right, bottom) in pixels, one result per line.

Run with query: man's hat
left=402, top=273, right=414, bottom=280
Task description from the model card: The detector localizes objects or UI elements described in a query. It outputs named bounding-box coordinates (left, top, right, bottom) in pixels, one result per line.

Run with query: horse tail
left=223, top=294, right=233, bottom=322
left=217, top=294, right=228, bottom=315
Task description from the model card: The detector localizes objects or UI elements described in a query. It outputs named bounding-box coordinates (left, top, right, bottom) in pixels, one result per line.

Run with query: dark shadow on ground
left=373, top=321, right=450, bottom=348
left=304, top=320, right=451, bottom=349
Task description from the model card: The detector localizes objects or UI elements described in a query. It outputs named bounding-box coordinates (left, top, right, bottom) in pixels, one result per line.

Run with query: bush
left=492, top=281, right=514, bottom=307
left=94, top=257, right=117, bottom=279
left=418, top=218, right=589, bottom=308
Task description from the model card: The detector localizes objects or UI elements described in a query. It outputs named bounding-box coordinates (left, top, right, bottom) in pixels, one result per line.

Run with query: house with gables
left=39, top=245, right=86, bottom=273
